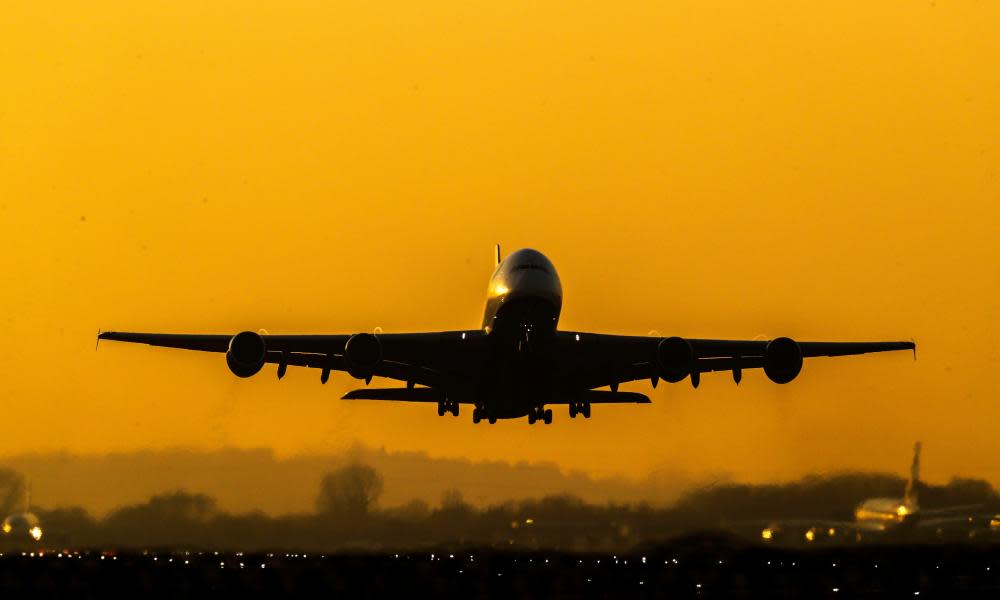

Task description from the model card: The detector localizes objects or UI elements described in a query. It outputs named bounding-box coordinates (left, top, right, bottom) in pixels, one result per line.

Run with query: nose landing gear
left=569, top=402, right=591, bottom=419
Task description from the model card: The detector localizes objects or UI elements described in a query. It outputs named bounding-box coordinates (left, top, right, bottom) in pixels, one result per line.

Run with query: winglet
left=911, top=338, right=917, bottom=360
left=96, top=329, right=101, bottom=350
left=494, top=244, right=501, bottom=268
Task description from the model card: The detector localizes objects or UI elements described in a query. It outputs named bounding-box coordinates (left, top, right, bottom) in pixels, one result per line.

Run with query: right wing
left=551, top=332, right=916, bottom=392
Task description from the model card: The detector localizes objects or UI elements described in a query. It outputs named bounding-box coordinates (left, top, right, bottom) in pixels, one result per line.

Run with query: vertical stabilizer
left=904, top=441, right=922, bottom=507
left=494, top=244, right=502, bottom=268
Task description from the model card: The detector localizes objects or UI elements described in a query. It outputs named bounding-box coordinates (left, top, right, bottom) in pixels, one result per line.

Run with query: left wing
left=98, top=330, right=488, bottom=390
left=552, top=333, right=915, bottom=391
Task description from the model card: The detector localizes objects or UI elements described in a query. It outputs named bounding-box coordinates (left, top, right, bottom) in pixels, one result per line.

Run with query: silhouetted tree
left=316, top=463, right=384, bottom=517
left=440, top=489, right=468, bottom=511
left=103, top=491, right=219, bottom=546
left=390, top=499, right=431, bottom=522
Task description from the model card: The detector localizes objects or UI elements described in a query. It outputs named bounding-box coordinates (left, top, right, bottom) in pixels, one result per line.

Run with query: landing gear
left=438, top=400, right=459, bottom=417
left=473, top=407, right=496, bottom=424
left=528, top=407, right=553, bottom=425
left=569, top=402, right=591, bottom=419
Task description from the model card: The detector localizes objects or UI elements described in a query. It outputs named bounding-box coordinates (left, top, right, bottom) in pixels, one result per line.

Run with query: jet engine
left=763, top=337, right=803, bottom=384
left=345, top=333, right=383, bottom=379
left=656, top=336, right=694, bottom=383
left=226, top=331, right=267, bottom=378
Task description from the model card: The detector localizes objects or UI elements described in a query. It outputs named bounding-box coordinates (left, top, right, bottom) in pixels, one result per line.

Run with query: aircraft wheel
left=437, top=403, right=446, bottom=417
left=569, top=403, right=577, bottom=418
left=583, top=403, right=591, bottom=419
left=472, top=409, right=481, bottom=424
left=488, top=416, right=497, bottom=424
left=528, top=412, right=536, bottom=425
left=543, top=409, right=553, bottom=425
left=451, top=402, right=459, bottom=417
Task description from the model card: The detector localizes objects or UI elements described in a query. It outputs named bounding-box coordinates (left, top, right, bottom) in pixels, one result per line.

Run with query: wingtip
left=910, top=338, right=917, bottom=360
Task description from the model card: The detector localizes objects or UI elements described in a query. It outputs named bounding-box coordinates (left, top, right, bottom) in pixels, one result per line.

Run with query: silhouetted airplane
left=99, top=247, right=915, bottom=424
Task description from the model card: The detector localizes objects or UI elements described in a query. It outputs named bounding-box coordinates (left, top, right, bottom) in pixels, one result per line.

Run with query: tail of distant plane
left=904, top=441, right=922, bottom=507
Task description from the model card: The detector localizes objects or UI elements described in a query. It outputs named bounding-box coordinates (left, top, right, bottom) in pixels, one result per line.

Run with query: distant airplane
left=761, top=442, right=993, bottom=542
left=2, top=483, right=42, bottom=542
left=99, top=247, right=915, bottom=424
left=853, top=441, right=925, bottom=531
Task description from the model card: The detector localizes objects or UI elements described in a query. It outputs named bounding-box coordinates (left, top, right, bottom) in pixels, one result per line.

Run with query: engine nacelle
left=656, top=336, right=694, bottom=383
left=226, top=331, right=266, bottom=378
left=345, top=333, right=382, bottom=379
left=764, top=337, right=803, bottom=384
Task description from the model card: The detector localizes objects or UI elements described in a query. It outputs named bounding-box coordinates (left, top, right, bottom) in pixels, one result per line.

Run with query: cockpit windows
left=513, top=263, right=549, bottom=273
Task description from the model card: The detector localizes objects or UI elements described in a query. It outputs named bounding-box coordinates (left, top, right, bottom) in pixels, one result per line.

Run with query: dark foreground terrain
left=3, top=536, right=1000, bottom=598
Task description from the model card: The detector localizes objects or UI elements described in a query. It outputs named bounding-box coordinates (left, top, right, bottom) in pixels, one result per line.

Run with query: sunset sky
left=2, top=0, right=998, bottom=497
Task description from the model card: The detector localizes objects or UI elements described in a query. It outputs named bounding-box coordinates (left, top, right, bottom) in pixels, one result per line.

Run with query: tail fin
left=494, top=244, right=502, bottom=268
left=904, top=441, right=922, bottom=507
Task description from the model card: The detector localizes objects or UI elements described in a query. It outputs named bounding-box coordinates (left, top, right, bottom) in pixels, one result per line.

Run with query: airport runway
left=2, top=538, right=1000, bottom=598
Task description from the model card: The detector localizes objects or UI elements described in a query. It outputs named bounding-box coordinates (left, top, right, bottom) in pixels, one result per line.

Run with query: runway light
left=805, top=529, right=816, bottom=542
left=761, top=528, right=774, bottom=540
left=897, top=505, right=910, bottom=517
left=2, top=523, right=10, bottom=534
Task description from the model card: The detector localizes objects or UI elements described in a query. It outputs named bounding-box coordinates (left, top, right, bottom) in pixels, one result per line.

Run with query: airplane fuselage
left=476, top=248, right=564, bottom=419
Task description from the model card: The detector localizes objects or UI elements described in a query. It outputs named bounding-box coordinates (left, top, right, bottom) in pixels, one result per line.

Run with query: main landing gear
left=437, top=400, right=459, bottom=417
left=527, top=407, right=553, bottom=425
left=569, top=401, right=591, bottom=419
left=472, top=407, right=496, bottom=424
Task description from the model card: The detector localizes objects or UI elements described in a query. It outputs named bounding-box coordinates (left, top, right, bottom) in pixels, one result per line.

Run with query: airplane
left=98, top=246, right=915, bottom=424
left=2, top=483, right=43, bottom=543
left=760, top=442, right=993, bottom=543
left=852, top=441, right=924, bottom=531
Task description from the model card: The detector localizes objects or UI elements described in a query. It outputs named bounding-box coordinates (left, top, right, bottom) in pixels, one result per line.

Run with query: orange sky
left=2, top=1, right=998, bottom=489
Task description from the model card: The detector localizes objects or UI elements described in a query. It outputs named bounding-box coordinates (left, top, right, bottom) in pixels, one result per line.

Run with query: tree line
left=2, top=464, right=998, bottom=551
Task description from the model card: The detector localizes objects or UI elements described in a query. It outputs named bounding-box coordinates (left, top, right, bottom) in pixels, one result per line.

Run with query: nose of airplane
left=503, top=267, right=562, bottom=305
